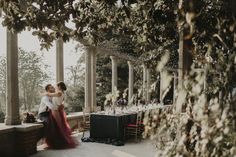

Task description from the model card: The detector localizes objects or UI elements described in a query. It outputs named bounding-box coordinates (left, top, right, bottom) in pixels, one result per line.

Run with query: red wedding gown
left=45, top=94, right=78, bottom=149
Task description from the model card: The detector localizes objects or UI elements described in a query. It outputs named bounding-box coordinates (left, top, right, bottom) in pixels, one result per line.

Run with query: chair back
left=136, top=111, right=143, bottom=125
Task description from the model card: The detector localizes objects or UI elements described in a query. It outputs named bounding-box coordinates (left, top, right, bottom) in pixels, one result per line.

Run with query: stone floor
left=31, top=133, right=157, bottom=157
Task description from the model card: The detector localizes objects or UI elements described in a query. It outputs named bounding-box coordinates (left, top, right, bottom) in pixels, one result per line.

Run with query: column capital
left=56, top=37, right=63, bottom=42
left=86, top=46, right=97, bottom=54
left=91, top=49, right=97, bottom=55
left=142, top=63, right=147, bottom=68
left=127, top=61, right=134, bottom=66
left=110, top=56, right=118, bottom=61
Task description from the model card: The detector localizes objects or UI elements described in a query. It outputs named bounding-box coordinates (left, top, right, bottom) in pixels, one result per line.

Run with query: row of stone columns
left=109, top=56, right=151, bottom=104
left=110, top=56, right=135, bottom=103
left=84, top=53, right=152, bottom=110
left=4, top=30, right=177, bottom=125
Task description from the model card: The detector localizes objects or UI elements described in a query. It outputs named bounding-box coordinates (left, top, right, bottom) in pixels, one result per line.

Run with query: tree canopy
left=0, top=0, right=235, bottom=64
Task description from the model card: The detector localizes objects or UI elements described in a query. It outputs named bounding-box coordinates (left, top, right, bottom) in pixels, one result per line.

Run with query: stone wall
left=0, top=112, right=88, bottom=157
left=0, top=124, right=43, bottom=157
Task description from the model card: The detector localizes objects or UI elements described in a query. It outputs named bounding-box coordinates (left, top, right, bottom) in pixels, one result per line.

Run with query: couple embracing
left=38, top=82, right=78, bottom=149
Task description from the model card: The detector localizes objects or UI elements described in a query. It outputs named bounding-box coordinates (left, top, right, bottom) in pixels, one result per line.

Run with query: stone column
left=91, top=48, right=97, bottom=112
left=110, top=56, right=118, bottom=95
left=56, top=38, right=64, bottom=82
left=142, top=64, right=147, bottom=100
left=84, top=47, right=92, bottom=112
left=178, top=26, right=193, bottom=89
left=128, top=61, right=134, bottom=104
left=159, top=71, right=164, bottom=103
left=146, top=68, right=151, bottom=102
left=5, top=30, right=21, bottom=125
left=177, top=25, right=193, bottom=112
left=173, top=72, right=177, bottom=103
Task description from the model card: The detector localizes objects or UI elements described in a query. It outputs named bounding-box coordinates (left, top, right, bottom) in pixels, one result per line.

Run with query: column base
left=0, top=123, right=44, bottom=157
left=5, top=116, right=21, bottom=125
left=91, top=106, right=96, bottom=112
left=83, top=106, right=91, bottom=113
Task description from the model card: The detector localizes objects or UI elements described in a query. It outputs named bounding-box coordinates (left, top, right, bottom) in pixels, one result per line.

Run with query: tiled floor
left=31, top=133, right=156, bottom=157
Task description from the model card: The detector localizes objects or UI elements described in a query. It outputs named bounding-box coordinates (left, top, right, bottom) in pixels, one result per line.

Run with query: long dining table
left=89, top=104, right=173, bottom=145
left=89, top=112, right=137, bottom=145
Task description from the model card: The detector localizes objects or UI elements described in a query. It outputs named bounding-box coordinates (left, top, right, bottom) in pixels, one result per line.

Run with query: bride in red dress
left=45, top=82, right=78, bottom=149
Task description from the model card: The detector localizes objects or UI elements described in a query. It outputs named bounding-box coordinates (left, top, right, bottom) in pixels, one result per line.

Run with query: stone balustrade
left=0, top=123, right=43, bottom=157
left=0, top=112, right=89, bottom=157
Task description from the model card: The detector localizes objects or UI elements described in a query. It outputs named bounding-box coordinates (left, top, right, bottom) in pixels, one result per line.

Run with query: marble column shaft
left=84, top=48, right=92, bottom=112
left=91, top=48, right=97, bottom=112
left=142, top=64, right=147, bottom=100
left=110, top=56, right=118, bottom=95
left=5, top=30, right=21, bottom=125
left=128, top=61, right=134, bottom=103
left=173, top=72, right=177, bottom=103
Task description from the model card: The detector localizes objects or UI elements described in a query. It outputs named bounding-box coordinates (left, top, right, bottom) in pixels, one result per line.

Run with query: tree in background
left=65, top=52, right=85, bottom=113
left=0, top=48, right=50, bottom=115
left=0, top=56, right=6, bottom=122
left=65, top=51, right=132, bottom=111
left=96, top=53, right=133, bottom=109
left=18, top=48, right=50, bottom=112
left=0, top=56, right=6, bottom=112
left=96, top=54, right=112, bottom=108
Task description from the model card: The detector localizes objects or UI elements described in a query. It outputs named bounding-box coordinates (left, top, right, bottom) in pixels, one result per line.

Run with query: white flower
left=105, top=93, right=112, bottom=100
left=214, top=136, right=223, bottom=143
left=205, top=55, right=213, bottom=63
left=192, top=84, right=202, bottom=95
left=216, top=120, right=223, bottom=128
left=223, top=127, right=229, bottom=134
left=230, top=147, right=236, bottom=155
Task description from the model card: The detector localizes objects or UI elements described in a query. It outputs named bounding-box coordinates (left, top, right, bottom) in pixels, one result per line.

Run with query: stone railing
left=0, top=123, right=44, bottom=157
left=66, top=112, right=90, bottom=132
left=0, top=112, right=89, bottom=157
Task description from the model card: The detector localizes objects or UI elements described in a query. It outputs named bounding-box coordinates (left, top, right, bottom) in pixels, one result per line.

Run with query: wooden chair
left=124, top=111, right=144, bottom=141
left=80, top=110, right=90, bottom=138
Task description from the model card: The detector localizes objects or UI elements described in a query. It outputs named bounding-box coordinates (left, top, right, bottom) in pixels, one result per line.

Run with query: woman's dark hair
left=57, top=81, right=67, bottom=91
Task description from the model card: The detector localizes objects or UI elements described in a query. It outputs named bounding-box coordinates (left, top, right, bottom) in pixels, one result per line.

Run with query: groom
left=38, top=84, right=58, bottom=125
